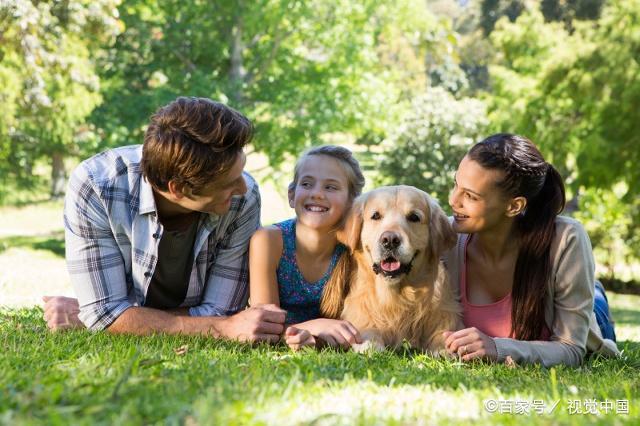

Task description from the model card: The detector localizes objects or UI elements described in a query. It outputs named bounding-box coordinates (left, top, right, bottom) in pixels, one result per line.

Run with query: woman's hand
left=294, top=318, right=362, bottom=350
left=283, top=326, right=316, bottom=350
left=442, top=327, right=498, bottom=362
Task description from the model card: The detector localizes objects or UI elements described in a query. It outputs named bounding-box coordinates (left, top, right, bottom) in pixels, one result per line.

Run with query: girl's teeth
left=307, top=206, right=328, bottom=212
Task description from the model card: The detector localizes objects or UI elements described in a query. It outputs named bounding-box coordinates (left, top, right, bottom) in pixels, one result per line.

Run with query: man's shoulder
left=231, top=171, right=260, bottom=212
left=67, top=145, right=144, bottom=208
left=242, top=171, right=259, bottom=196
left=73, top=145, right=143, bottom=183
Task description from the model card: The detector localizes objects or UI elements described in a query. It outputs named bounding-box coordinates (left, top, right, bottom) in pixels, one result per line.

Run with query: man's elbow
left=79, top=301, right=133, bottom=331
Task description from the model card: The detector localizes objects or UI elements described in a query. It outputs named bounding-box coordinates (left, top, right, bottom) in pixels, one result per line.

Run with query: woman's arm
left=494, top=219, right=595, bottom=367
left=445, top=219, right=600, bottom=367
left=248, top=226, right=284, bottom=307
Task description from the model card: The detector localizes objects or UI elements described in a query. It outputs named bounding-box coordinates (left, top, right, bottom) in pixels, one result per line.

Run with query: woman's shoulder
left=550, top=216, right=595, bottom=280
left=553, top=216, right=591, bottom=249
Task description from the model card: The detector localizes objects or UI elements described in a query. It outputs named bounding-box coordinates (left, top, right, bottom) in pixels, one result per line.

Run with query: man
left=43, top=97, right=286, bottom=343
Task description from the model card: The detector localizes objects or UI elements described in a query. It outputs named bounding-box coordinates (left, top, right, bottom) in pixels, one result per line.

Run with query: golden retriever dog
left=320, top=185, right=461, bottom=353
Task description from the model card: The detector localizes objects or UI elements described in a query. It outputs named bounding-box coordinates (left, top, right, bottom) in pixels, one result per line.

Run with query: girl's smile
left=289, top=155, right=351, bottom=230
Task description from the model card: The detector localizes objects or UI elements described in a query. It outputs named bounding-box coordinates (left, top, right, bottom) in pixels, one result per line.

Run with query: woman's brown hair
left=468, top=133, right=566, bottom=340
left=142, top=97, right=253, bottom=194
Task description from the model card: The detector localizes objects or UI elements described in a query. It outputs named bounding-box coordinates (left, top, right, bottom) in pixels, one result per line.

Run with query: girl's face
left=448, top=156, right=514, bottom=234
left=289, top=155, right=351, bottom=231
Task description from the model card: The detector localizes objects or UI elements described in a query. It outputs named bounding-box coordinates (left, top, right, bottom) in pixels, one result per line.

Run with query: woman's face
left=448, top=156, right=513, bottom=234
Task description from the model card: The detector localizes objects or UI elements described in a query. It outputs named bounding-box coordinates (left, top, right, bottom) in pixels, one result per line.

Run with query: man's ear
left=167, top=180, right=189, bottom=200
left=506, top=196, right=527, bottom=217
left=337, top=194, right=366, bottom=252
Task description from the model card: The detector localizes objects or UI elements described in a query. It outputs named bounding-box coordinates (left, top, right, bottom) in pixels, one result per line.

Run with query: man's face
left=176, top=152, right=248, bottom=215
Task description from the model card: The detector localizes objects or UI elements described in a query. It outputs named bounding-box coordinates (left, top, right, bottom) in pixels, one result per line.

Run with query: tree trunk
left=50, top=151, right=66, bottom=199
left=229, top=10, right=245, bottom=105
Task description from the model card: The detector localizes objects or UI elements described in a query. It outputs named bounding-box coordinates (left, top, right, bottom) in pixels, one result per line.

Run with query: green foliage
left=480, top=0, right=525, bottom=35
left=540, top=0, right=605, bottom=28
left=1, top=307, right=639, bottom=424
left=91, top=0, right=448, bottom=166
left=376, top=88, right=488, bottom=208
left=485, top=0, right=640, bottom=265
left=0, top=0, right=121, bottom=199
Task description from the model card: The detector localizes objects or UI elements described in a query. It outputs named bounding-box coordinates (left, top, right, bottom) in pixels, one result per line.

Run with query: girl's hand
left=295, top=318, right=362, bottom=350
left=442, top=327, right=498, bottom=362
left=284, top=326, right=316, bottom=350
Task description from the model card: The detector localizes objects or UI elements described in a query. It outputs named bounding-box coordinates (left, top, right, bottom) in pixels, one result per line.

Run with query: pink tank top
left=461, top=236, right=551, bottom=340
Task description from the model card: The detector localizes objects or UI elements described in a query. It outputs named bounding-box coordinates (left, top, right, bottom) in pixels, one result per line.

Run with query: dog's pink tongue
left=381, top=260, right=401, bottom=272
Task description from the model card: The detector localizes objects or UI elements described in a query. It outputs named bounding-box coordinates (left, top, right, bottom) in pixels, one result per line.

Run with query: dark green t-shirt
left=144, top=219, right=199, bottom=309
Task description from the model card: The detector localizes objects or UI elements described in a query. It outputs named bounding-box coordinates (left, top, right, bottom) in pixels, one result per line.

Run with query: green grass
left=1, top=308, right=639, bottom=425
left=1, top=197, right=639, bottom=425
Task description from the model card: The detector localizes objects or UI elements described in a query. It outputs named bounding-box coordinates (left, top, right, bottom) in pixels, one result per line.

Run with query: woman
left=442, top=133, right=619, bottom=367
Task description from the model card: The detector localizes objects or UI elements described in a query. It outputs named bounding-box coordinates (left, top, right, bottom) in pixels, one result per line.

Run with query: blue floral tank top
left=274, top=218, right=346, bottom=324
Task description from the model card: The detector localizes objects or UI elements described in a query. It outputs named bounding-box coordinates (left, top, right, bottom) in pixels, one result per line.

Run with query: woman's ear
left=337, top=194, right=366, bottom=252
left=506, top=196, right=527, bottom=217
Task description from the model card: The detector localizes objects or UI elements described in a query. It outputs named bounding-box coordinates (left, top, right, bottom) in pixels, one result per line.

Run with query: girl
left=442, top=133, right=619, bottom=367
left=249, top=145, right=365, bottom=350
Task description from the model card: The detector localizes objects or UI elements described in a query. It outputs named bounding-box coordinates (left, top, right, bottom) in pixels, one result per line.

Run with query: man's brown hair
left=142, top=97, right=253, bottom=194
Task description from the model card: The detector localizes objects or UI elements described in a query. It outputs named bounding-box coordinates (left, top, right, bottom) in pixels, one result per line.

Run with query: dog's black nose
left=380, top=231, right=401, bottom=250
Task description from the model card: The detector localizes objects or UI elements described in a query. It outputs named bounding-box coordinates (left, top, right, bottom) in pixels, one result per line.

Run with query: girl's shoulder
left=250, top=225, right=284, bottom=251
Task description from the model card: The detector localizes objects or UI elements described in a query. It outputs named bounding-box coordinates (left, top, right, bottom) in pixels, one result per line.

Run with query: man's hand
left=219, top=304, right=286, bottom=343
left=294, top=318, right=362, bottom=350
left=42, top=296, right=84, bottom=331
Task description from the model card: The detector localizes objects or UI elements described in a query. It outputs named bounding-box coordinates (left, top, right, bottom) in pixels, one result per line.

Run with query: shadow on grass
left=0, top=231, right=65, bottom=257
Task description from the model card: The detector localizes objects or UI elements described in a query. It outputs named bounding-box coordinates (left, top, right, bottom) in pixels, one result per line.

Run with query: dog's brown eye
left=407, top=212, right=421, bottom=223
left=371, top=211, right=381, bottom=220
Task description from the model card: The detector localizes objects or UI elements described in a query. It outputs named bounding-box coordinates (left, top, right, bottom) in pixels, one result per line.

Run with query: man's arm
left=42, top=296, right=287, bottom=342
left=108, top=305, right=286, bottom=342
left=64, top=165, right=134, bottom=331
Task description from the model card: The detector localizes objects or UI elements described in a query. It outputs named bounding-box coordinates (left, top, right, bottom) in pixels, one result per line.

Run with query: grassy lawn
left=1, top=306, right=639, bottom=425
left=1, top=199, right=639, bottom=425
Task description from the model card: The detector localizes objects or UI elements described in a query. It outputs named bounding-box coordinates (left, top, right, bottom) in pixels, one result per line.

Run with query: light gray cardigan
left=443, top=216, right=620, bottom=367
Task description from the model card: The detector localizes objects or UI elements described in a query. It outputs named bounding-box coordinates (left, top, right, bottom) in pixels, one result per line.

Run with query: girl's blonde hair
left=288, top=145, right=365, bottom=202
left=288, top=145, right=365, bottom=320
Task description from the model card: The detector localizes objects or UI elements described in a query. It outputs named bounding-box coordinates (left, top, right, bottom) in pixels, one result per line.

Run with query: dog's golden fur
left=320, top=185, right=462, bottom=352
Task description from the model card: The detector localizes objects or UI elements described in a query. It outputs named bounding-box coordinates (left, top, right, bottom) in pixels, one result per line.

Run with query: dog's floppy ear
left=336, top=193, right=366, bottom=252
left=427, top=194, right=457, bottom=257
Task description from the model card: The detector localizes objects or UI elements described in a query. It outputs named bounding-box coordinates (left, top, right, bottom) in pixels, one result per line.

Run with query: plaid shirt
left=64, top=145, right=260, bottom=330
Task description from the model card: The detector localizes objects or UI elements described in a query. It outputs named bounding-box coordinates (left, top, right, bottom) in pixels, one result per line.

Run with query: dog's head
left=339, top=185, right=456, bottom=284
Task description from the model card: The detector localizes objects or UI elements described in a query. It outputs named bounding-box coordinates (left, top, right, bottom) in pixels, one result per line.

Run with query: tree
left=0, top=0, right=121, bottom=199
left=91, top=0, right=446, bottom=167
left=486, top=0, right=640, bottom=263
left=376, top=87, right=488, bottom=208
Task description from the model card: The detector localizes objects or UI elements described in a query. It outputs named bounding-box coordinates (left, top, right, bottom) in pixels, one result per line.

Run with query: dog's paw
left=352, top=339, right=385, bottom=354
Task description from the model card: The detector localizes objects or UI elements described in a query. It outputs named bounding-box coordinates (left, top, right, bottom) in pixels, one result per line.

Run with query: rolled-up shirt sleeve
left=189, top=177, right=261, bottom=317
left=64, top=165, right=132, bottom=330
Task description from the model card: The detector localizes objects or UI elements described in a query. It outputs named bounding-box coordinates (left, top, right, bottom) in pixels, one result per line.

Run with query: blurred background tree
left=0, top=0, right=638, bottom=281
left=0, top=0, right=122, bottom=199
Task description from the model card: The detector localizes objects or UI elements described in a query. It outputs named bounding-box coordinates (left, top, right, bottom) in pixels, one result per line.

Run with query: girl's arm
left=249, top=226, right=284, bottom=307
